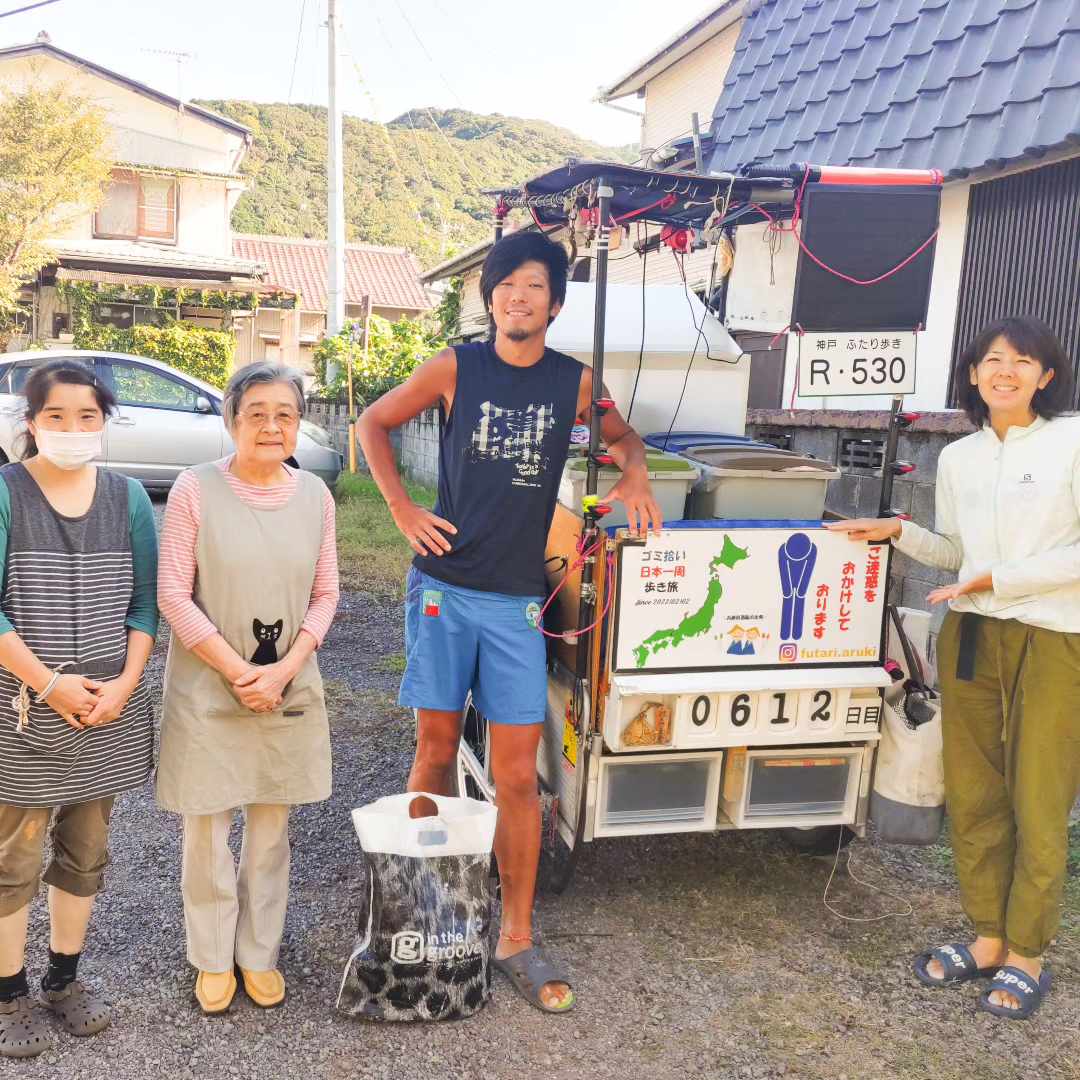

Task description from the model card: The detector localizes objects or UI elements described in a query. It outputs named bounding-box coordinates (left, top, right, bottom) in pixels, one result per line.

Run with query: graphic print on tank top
left=468, top=400, right=556, bottom=487
left=250, top=618, right=283, bottom=664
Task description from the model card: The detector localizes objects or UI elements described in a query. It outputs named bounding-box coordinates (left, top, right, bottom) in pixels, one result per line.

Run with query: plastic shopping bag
left=337, top=792, right=498, bottom=1021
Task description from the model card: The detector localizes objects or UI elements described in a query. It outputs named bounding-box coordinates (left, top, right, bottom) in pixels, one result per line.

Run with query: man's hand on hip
left=391, top=499, right=458, bottom=556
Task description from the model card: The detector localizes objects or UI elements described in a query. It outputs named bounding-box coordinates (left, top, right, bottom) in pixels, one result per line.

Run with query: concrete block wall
left=746, top=408, right=974, bottom=636
left=306, top=401, right=402, bottom=472
left=397, top=409, right=440, bottom=488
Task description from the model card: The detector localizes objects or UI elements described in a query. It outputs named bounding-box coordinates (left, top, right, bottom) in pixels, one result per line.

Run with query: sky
left=0, top=0, right=715, bottom=145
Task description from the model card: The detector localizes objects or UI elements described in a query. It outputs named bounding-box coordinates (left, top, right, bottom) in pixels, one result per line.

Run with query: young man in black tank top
left=358, top=232, right=659, bottom=1013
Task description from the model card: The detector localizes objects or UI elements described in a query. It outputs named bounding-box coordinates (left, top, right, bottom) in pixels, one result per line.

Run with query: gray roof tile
left=707, top=0, right=1080, bottom=178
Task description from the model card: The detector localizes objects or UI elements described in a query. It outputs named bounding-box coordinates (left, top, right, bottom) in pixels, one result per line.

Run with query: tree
left=313, top=314, right=443, bottom=407
left=0, top=83, right=111, bottom=335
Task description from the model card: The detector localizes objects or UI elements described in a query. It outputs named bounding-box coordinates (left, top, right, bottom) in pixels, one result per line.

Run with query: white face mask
left=33, top=428, right=104, bottom=470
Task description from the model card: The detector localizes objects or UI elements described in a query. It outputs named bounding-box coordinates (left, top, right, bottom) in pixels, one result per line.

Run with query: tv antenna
left=140, top=48, right=196, bottom=104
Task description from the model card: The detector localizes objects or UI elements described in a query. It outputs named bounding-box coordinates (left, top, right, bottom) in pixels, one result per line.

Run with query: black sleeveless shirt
left=414, top=340, right=583, bottom=596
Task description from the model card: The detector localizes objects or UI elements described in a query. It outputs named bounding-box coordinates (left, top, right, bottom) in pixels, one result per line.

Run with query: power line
left=0, top=0, right=61, bottom=18
left=373, top=0, right=482, bottom=189
left=339, top=21, right=427, bottom=226
left=286, top=0, right=309, bottom=105
left=390, top=0, right=465, bottom=108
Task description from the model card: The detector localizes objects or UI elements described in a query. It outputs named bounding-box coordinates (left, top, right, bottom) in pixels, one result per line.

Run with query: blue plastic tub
left=643, top=431, right=769, bottom=453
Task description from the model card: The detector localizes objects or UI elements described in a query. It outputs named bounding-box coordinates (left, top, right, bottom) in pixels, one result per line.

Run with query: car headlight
left=300, top=419, right=334, bottom=449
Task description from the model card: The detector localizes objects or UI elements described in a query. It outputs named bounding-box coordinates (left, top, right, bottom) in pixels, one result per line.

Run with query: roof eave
left=597, top=1, right=745, bottom=102
left=0, top=42, right=251, bottom=140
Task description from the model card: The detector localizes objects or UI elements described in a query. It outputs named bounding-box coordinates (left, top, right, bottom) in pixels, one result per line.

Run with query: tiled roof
left=232, top=235, right=430, bottom=314
left=707, top=0, right=1080, bottom=179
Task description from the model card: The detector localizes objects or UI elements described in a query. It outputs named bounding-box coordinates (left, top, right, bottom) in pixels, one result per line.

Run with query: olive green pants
left=937, top=611, right=1080, bottom=958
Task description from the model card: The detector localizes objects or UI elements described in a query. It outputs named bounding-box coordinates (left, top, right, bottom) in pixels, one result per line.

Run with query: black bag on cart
left=337, top=793, right=498, bottom=1021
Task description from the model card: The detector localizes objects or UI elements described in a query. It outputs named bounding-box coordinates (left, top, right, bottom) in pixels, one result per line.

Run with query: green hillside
left=195, top=101, right=636, bottom=267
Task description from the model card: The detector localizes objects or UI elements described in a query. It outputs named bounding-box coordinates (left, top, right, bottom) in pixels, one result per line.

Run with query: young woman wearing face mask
left=0, top=360, right=158, bottom=1057
left=827, top=317, right=1079, bottom=1021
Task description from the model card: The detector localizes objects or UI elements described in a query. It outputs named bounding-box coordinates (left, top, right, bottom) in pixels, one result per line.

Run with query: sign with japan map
left=613, top=527, right=888, bottom=673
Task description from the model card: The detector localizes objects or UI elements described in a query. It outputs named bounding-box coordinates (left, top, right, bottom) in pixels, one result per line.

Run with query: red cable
left=613, top=193, right=677, bottom=224
left=537, top=537, right=613, bottom=640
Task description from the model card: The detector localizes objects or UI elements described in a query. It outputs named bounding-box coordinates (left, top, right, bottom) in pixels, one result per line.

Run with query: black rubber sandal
left=978, top=966, right=1052, bottom=1021
left=493, top=946, right=576, bottom=1014
left=0, top=995, right=54, bottom=1058
left=912, top=943, right=998, bottom=987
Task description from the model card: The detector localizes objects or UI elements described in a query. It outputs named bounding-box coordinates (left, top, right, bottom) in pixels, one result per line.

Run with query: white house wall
left=0, top=54, right=246, bottom=175
left=642, top=22, right=742, bottom=155
left=0, top=54, right=244, bottom=260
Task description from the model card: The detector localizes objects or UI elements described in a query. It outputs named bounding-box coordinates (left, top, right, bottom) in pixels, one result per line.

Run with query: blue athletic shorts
left=398, top=567, right=548, bottom=725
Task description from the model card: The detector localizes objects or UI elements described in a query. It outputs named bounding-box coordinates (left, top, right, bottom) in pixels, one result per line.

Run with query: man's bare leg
left=407, top=709, right=462, bottom=796
left=489, top=722, right=571, bottom=1010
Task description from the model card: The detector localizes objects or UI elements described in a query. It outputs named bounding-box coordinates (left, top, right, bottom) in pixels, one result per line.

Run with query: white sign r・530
left=796, top=332, right=917, bottom=397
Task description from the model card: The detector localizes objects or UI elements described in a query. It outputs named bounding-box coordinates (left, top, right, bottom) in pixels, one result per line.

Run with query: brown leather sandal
left=0, top=995, right=54, bottom=1058
left=39, top=980, right=111, bottom=1036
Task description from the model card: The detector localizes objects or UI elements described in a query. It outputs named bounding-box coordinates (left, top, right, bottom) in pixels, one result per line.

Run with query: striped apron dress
left=0, top=463, right=153, bottom=807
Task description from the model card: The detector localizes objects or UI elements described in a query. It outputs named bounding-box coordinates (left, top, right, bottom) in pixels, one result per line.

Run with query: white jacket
left=894, top=414, right=1080, bottom=634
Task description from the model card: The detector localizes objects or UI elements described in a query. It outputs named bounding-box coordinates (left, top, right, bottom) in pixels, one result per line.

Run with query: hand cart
left=451, top=160, right=942, bottom=888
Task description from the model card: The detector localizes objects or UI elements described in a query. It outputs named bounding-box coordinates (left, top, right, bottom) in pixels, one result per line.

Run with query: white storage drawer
left=721, top=745, right=865, bottom=829
left=593, top=751, right=722, bottom=837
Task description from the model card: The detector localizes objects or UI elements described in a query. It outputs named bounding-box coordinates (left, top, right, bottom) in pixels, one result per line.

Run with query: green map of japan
left=633, top=535, right=749, bottom=668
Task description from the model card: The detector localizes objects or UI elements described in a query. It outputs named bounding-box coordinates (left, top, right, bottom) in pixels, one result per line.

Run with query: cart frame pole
left=877, top=396, right=904, bottom=516
left=554, top=180, right=613, bottom=894
left=576, top=178, right=614, bottom=669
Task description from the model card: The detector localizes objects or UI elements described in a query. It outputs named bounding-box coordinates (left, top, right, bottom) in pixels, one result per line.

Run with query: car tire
left=781, top=825, right=856, bottom=856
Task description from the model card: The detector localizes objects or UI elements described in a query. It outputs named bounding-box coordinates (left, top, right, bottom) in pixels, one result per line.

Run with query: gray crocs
left=0, top=995, right=54, bottom=1058
left=39, top=980, right=111, bottom=1036
left=493, top=946, right=576, bottom=1014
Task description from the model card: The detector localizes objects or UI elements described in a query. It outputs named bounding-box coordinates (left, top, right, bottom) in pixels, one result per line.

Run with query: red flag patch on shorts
left=422, top=589, right=443, bottom=617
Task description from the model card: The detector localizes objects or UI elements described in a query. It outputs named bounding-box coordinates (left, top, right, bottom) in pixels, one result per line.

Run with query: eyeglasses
left=239, top=408, right=300, bottom=430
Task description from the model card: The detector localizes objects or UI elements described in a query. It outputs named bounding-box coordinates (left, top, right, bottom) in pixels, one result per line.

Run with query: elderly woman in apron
left=157, top=362, right=338, bottom=1015
left=0, top=360, right=157, bottom=1057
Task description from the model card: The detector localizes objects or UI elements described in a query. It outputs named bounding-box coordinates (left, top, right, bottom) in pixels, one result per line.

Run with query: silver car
left=0, top=350, right=342, bottom=489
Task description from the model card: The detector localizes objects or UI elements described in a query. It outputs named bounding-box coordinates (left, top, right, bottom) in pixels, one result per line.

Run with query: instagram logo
left=779, top=643, right=798, bottom=663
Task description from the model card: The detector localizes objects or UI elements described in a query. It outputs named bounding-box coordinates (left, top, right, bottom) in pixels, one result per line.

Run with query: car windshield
left=9, top=360, right=93, bottom=396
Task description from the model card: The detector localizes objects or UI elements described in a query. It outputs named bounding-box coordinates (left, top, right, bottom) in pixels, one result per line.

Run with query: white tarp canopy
left=546, top=282, right=750, bottom=437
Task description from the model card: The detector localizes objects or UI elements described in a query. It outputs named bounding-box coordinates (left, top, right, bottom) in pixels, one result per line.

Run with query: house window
left=94, top=170, right=177, bottom=243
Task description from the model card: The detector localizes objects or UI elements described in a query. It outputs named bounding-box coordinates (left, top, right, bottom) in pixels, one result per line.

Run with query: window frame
left=103, top=359, right=205, bottom=414
left=93, top=169, right=179, bottom=245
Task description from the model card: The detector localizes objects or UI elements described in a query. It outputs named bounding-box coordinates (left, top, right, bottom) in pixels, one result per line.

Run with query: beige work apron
left=156, top=463, right=332, bottom=815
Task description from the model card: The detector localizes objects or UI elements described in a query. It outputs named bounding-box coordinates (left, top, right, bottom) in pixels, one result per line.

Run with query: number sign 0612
left=797, top=332, right=917, bottom=397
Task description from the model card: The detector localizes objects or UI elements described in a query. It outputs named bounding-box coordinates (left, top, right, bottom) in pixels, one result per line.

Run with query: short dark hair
left=479, top=231, right=569, bottom=328
left=953, top=316, right=1074, bottom=427
left=19, top=358, right=117, bottom=459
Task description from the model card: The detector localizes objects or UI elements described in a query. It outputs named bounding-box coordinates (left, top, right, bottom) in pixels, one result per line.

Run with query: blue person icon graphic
left=777, top=532, right=818, bottom=641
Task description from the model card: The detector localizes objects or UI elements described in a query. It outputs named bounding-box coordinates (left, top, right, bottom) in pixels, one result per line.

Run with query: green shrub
left=74, top=322, right=235, bottom=388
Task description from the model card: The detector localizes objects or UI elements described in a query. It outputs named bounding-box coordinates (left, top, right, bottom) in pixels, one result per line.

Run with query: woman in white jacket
left=828, top=317, right=1079, bottom=1021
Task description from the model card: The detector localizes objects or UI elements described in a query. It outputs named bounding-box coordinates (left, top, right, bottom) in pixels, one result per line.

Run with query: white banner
left=614, top=527, right=888, bottom=673
left=796, top=331, right=917, bottom=397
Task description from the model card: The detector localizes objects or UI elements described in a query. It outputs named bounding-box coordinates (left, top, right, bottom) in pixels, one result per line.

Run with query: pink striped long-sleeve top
left=158, top=457, right=339, bottom=650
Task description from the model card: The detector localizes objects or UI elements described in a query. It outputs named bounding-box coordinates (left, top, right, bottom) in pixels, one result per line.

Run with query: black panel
left=790, top=184, right=940, bottom=331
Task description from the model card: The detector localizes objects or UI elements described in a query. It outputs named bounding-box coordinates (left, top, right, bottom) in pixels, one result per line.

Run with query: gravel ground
left=11, top=501, right=1079, bottom=1080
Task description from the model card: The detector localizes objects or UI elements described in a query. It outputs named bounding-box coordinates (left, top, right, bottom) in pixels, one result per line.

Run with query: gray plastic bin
left=684, top=448, right=839, bottom=520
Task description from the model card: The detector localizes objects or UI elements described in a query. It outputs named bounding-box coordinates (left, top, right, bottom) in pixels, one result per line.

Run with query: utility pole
left=326, top=0, right=346, bottom=338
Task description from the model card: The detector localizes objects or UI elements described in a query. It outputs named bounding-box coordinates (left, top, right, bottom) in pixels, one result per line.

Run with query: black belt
left=956, top=611, right=980, bottom=682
